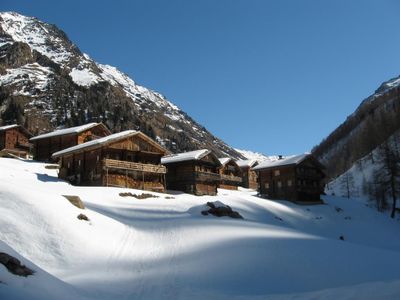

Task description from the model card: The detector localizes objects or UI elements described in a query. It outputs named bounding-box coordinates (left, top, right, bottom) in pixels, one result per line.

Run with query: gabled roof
left=161, top=149, right=221, bottom=166
left=252, top=153, right=324, bottom=171
left=218, top=157, right=232, bottom=166
left=236, top=159, right=258, bottom=168
left=0, top=124, right=32, bottom=137
left=52, top=130, right=168, bottom=158
left=30, top=123, right=110, bottom=141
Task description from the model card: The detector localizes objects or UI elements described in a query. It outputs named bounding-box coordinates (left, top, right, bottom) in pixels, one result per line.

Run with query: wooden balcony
left=220, top=174, right=242, bottom=183
left=103, top=159, right=166, bottom=174
left=194, top=171, right=221, bottom=182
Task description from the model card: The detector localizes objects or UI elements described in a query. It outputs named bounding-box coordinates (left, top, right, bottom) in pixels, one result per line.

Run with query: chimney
left=278, top=155, right=283, bottom=160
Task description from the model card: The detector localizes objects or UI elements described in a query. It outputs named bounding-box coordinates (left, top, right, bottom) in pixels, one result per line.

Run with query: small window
left=78, top=160, right=81, bottom=166
left=265, top=182, right=270, bottom=189
left=67, top=162, right=70, bottom=168
left=97, top=155, right=99, bottom=162
left=287, top=180, right=292, bottom=187
left=277, top=181, right=282, bottom=188
left=274, top=170, right=280, bottom=176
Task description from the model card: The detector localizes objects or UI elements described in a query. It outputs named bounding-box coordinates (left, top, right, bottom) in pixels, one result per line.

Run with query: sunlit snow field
left=1, top=157, right=400, bottom=300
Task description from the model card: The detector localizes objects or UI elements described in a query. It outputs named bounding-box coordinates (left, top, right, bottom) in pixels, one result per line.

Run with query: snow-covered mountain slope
left=326, top=128, right=400, bottom=202
left=1, top=157, right=400, bottom=299
left=312, top=73, right=400, bottom=179
left=235, top=148, right=277, bottom=162
left=0, top=12, right=242, bottom=159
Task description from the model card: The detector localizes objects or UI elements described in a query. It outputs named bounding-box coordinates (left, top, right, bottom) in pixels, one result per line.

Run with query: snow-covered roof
left=52, top=130, right=167, bottom=158
left=0, top=124, right=19, bottom=131
left=0, top=124, right=32, bottom=137
left=30, top=123, right=107, bottom=141
left=252, top=154, right=312, bottom=171
left=236, top=159, right=258, bottom=168
left=218, top=157, right=232, bottom=166
left=162, top=149, right=220, bottom=165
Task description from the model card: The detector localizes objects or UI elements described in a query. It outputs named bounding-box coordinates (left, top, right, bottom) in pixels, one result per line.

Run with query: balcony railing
left=220, top=174, right=242, bottom=183
left=103, top=159, right=166, bottom=174
left=194, top=171, right=221, bottom=182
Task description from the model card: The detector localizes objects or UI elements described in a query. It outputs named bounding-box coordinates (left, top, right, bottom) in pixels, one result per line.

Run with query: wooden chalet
left=161, top=149, right=222, bottom=196
left=253, top=154, right=326, bottom=203
left=0, top=124, right=32, bottom=158
left=52, top=130, right=169, bottom=192
left=218, top=157, right=242, bottom=190
left=30, top=123, right=111, bottom=161
left=236, top=159, right=259, bottom=189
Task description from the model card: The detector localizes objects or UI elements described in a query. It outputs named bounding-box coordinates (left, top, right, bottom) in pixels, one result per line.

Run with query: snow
left=69, top=68, right=100, bottom=87
left=161, top=149, right=211, bottom=164
left=218, top=157, right=232, bottom=166
left=52, top=130, right=137, bottom=157
left=0, top=124, right=18, bottom=131
left=236, top=159, right=259, bottom=168
left=0, top=12, right=72, bottom=64
left=326, top=129, right=400, bottom=201
left=253, top=153, right=310, bottom=171
left=30, top=123, right=103, bottom=141
left=1, top=157, right=400, bottom=299
left=235, top=148, right=276, bottom=162
left=0, top=63, right=53, bottom=96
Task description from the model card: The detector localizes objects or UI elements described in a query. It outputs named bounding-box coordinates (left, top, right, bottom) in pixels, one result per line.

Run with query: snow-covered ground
left=1, top=157, right=400, bottom=299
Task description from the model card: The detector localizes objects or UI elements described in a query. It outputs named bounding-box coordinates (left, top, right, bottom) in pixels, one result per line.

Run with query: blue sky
left=2, top=0, right=400, bottom=155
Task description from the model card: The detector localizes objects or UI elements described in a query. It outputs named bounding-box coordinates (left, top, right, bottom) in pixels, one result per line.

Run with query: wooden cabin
left=52, top=130, right=169, bottom=192
left=0, top=124, right=32, bottom=158
left=218, top=157, right=242, bottom=190
left=236, top=159, right=259, bottom=189
left=30, top=123, right=111, bottom=162
left=161, top=149, right=222, bottom=196
left=253, top=154, right=326, bottom=203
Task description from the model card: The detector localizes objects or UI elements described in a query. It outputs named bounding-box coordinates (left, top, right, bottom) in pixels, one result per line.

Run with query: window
left=277, top=181, right=282, bottom=188
left=78, top=160, right=81, bottom=166
left=274, top=170, right=280, bottom=176
left=265, top=182, right=270, bottom=189
left=287, top=180, right=292, bottom=187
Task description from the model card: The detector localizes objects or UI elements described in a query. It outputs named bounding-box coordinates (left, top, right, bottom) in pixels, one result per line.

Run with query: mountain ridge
left=0, top=11, right=244, bottom=159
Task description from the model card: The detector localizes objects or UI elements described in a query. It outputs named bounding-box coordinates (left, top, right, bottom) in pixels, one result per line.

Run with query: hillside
left=0, top=12, right=243, bottom=159
left=312, top=76, right=400, bottom=179
left=1, top=157, right=400, bottom=299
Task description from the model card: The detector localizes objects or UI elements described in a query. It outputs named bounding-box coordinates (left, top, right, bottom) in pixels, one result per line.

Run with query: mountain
left=312, top=75, right=400, bottom=180
left=0, top=12, right=243, bottom=159
left=235, top=148, right=278, bottom=162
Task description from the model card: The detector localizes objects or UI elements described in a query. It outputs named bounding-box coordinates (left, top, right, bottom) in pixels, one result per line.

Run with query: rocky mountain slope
left=312, top=75, right=400, bottom=179
left=0, top=12, right=243, bottom=159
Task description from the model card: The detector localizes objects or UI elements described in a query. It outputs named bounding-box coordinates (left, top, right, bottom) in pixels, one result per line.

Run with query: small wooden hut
left=236, top=159, right=259, bottom=189
left=218, top=157, right=242, bottom=190
left=0, top=124, right=32, bottom=158
left=30, top=123, right=111, bottom=161
left=52, top=130, right=169, bottom=192
left=253, top=154, right=326, bottom=203
left=161, top=149, right=221, bottom=196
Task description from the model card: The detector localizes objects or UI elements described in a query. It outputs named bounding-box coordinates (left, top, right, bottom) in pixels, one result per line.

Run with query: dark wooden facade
left=218, top=158, right=242, bottom=190
left=52, top=130, right=168, bottom=192
left=31, top=123, right=111, bottom=162
left=0, top=125, right=32, bottom=158
left=162, top=150, right=221, bottom=196
left=236, top=159, right=259, bottom=189
left=254, top=154, right=325, bottom=203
